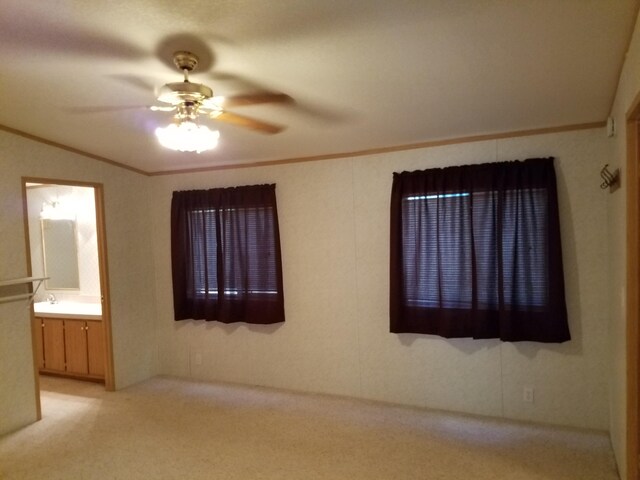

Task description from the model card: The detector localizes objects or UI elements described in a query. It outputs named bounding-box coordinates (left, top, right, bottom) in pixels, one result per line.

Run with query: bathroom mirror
left=41, top=219, right=80, bottom=290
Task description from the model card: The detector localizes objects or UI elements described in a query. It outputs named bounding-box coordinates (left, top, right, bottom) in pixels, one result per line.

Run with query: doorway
left=628, top=102, right=640, bottom=480
left=22, top=178, right=114, bottom=419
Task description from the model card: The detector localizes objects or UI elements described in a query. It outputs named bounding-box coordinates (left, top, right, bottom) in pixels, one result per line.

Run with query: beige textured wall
left=0, top=130, right=158, bottom=435
left=608, top=9, right=640, bottom=479
left=151, top=127, right=611, bottom=429
left=0, top=124, right=613, bottom=437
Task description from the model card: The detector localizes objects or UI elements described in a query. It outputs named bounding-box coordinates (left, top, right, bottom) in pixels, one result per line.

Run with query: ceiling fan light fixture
left=155, top=120, right=219, bottom=153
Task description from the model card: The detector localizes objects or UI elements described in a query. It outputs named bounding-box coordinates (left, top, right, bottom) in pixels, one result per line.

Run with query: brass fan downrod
left=172, top=51, right=199, bottom=82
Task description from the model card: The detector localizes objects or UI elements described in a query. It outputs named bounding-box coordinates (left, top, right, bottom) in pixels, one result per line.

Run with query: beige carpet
left=0, top=375, right=619, bottom=479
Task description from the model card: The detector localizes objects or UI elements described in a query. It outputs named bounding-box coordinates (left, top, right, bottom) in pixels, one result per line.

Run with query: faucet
left=46, top=294, right=57, bottom=304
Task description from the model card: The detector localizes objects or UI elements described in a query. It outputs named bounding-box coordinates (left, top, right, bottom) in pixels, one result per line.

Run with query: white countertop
left=33, top=302, right=102, bottom=320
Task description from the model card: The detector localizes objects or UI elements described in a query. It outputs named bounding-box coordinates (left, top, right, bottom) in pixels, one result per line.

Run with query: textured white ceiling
left=0, top=1, right=637, bottom=174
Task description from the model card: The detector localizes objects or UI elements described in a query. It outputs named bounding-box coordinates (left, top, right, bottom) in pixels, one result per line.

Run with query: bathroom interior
left=25, top=182, right=108, bottom=392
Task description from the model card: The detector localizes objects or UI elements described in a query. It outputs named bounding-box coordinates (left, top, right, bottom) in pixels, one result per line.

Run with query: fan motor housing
left=157, top=82, right=213, bottom=105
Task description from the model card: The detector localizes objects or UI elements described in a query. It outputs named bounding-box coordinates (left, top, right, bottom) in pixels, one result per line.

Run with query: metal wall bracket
left=600, top=164, right=620, bottom=193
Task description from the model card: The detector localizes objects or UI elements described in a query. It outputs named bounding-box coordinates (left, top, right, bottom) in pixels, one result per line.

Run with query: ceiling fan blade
left=63, top=105, right=149, bottom=114
left=0, top=7, right=145, bottom=59
left=150, top=106, right=176, bottom=112
left=208, top=71, right=273, bottom=93
left=108, top=74, right=158, bottom=93
left=217, top=93, right=294, bottom=108
left=211, top=111, right=284, bottom=134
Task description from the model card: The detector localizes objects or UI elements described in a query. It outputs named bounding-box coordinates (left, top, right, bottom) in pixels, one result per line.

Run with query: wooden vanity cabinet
left=32, top=317, right=45, bottom=369
left=64, top=319, right=89, bottom=375
left=86, top=320, right=105, bottom=377
left=42, top=318, right=65, bottom=371
left=34, top=316, right=105, bottom=381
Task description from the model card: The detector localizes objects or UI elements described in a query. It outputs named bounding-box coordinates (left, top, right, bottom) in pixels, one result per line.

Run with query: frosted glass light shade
left=155, top=121, right=219, bottom=153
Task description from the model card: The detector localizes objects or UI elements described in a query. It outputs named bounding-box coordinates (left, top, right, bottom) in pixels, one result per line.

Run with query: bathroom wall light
left=155, top=120, right=219, bottom=154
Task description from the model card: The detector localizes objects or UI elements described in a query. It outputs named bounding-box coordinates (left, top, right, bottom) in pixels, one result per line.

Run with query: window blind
left=172, top=184, right=285, bottom=324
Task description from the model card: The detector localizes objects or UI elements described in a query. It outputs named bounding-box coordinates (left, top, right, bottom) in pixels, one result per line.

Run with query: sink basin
left=33, top=302, right=102, bottom=320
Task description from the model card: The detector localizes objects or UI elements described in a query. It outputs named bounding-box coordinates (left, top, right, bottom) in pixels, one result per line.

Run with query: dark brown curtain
left=171, top=184, right=285, bottom=324
left=390, top=158, right=570, bottom=342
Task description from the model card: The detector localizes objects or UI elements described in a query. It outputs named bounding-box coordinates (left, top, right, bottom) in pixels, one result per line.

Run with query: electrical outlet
left=194, top=352, right=202, bottom=366
left=523, top=386, right=535, bottom=403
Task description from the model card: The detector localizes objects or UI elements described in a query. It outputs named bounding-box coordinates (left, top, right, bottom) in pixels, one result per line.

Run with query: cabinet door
left=86, top=321, right=105, bottom=377
left=32, top=317, right=44, bottom=369
left=42, top=318, right=65, bottom=371
left=64, top=319, right=88, bottom=375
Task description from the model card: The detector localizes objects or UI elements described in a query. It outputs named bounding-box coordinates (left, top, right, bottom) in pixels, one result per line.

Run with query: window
left=390, top=158, right=570, bottom=342
left=171, top=184, right=285, bottom=324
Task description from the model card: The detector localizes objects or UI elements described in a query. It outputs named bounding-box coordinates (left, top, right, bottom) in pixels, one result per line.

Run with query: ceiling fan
left=151, top=50, right=291, bottom=135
